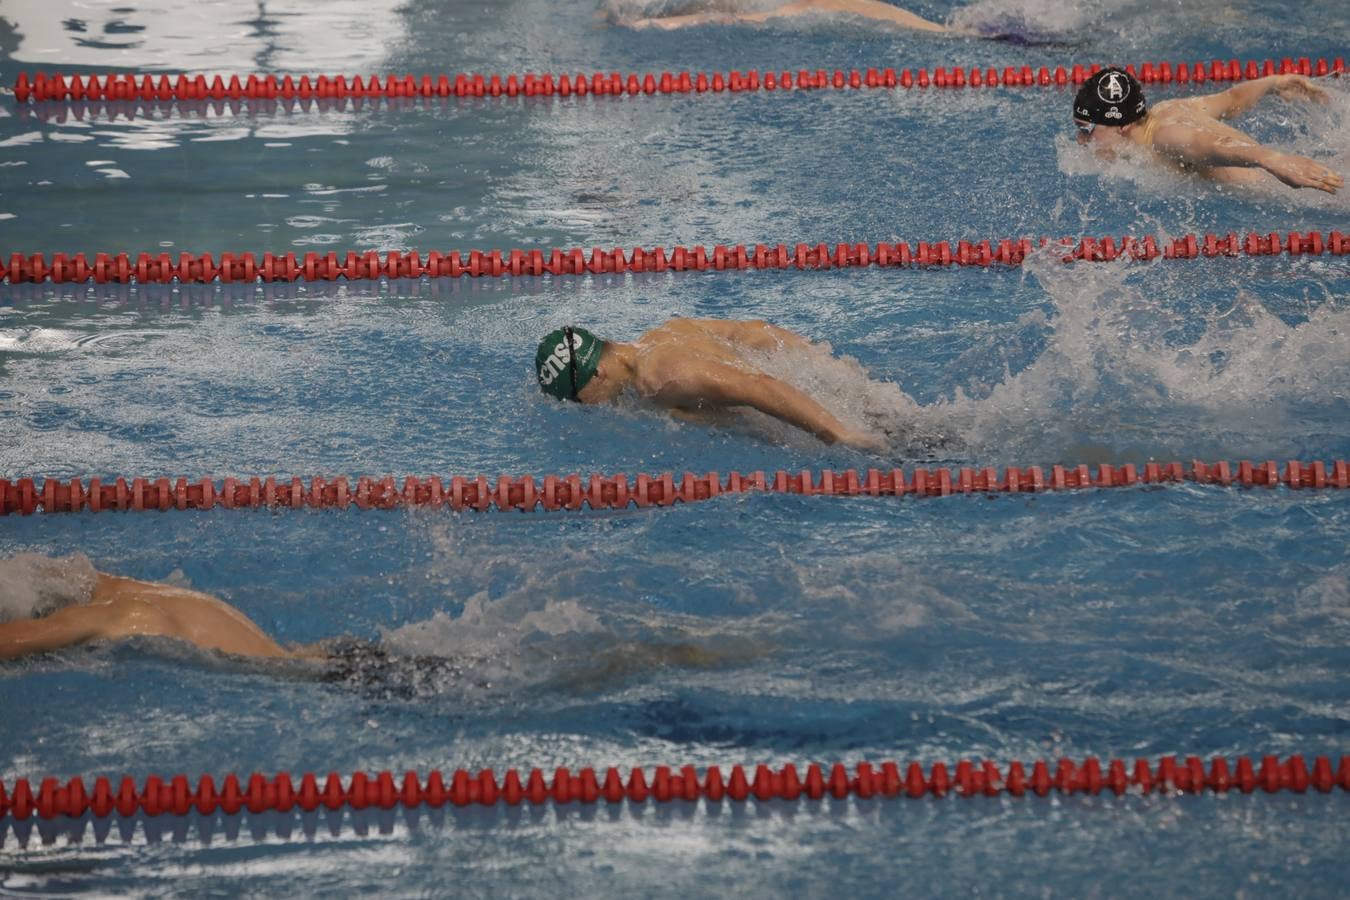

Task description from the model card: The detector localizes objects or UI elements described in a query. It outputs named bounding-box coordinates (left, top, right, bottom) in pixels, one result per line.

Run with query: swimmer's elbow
left=738, top=320, right=780, bottom=348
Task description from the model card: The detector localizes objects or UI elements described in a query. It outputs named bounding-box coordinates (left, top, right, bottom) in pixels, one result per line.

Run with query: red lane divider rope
left=13, top=56, right=1345, bottom=103
left=3, top=460, right=1347, bottom=516
left=4, top=755, right=1346, bottom=820
left=4, top=230, right=1346, bottom=285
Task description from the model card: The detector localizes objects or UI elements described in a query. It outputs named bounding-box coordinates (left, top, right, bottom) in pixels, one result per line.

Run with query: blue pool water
left=2, top=0, right=1348, bottom=894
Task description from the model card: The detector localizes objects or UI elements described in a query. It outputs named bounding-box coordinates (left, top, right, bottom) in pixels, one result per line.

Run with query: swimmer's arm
left=1152, top=124, right=1343, bottom=193
left=654, top=359, right=882, bottom=450
left=0, top=604, right=110, bottom=660
left=1196, top=75, right=1329, bottom=119
left=624, top=11, right=731, bottom=29
left=742, top=1, right=946, bottom=30
left=627, top=2, right=946, bottom=32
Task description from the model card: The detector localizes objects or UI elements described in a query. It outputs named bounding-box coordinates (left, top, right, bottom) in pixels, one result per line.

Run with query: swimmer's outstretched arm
left=1151, top=124, right=1343, bottom=194
left=625, top=10, right=732, bottom=29
left=1196, top=74, right=1330, bottom=120
left=652, top=358, right=884, bottom=450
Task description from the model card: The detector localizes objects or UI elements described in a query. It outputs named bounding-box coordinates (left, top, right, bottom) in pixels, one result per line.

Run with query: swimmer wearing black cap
left=535, top=318, right=886, bottom=451
left=1072, top=67, right=1342, bottom=194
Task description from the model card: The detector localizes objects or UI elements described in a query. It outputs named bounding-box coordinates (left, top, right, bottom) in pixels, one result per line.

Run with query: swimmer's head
left=535, top=326, right=605, bottom=402
left=1072, top=67, right=1146, bottom=142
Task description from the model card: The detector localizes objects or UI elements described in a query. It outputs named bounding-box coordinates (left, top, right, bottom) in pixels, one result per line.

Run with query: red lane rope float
left=3, top=460, right=1347, bottom=516
left=12, top=56, right=1345, bottom=103
left=3, top=755, right=1346, bottom=820
left=4, top=230, right=1347, bottom=285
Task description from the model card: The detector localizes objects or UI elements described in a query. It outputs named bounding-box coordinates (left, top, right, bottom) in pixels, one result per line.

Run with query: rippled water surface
left=2, top=0, right=1349, bottom=895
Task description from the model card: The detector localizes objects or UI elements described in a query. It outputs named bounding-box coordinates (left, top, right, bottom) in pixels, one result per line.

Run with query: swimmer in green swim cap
left=535, top=325, right=606, bottom=402
left=534, top=318, right=885, bottom=451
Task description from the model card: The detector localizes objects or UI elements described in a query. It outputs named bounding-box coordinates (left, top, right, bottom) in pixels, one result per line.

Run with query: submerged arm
left=1151, top=124, right=1343, bottom=193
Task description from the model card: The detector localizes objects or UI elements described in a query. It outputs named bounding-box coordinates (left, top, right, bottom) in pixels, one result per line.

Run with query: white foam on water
left=781, top=548, right=976, bottom=641
left=741, top=240, right=1347, bottom=461
left=949, top=248, right=1350, bottom=457
left=369, top=521, right=770, bottom=696
left=947, top=0, right=1106, bottom=39
left=0, top=552, right=98, bottom=623
left=0, top=327, right=82, bottom=354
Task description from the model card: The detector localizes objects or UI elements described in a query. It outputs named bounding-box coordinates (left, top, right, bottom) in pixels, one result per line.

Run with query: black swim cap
left=1073, top=67, right=1146, bottom=127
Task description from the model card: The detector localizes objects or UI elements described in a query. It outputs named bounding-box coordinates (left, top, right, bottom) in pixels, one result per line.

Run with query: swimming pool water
left=2, top=0, right=1348, bottom=895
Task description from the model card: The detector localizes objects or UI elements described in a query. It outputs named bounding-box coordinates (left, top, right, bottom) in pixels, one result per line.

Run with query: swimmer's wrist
left=1255, top=147, right=1291, bottom=171
left=1221, top=143, right=1270, bottom=169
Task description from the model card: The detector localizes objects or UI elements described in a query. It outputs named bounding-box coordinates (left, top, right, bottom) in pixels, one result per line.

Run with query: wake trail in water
left=349, top=523, right=772, bottom=699
left=946, top=0, right=1101, bottom=44
left=757, top=246, right=1348, bottom=463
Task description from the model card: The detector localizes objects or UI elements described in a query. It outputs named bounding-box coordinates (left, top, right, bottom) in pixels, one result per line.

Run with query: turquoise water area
left=1, top=0, right=1348, bottom=895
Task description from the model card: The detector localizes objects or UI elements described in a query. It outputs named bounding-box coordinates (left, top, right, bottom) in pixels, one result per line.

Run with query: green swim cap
left=535, top=326, right=605, bottom=401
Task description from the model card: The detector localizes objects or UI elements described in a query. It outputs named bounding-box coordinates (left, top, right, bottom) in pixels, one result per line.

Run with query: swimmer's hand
left=837, top=428, right=887, bottom=453
left=1273, top=74, right=1331, bottom=104
left=1263, top=150, right=1343, bottom=194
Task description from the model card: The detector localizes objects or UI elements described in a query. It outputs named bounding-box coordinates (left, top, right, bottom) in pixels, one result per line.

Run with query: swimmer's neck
left=577, top=341, right=638, bottom=403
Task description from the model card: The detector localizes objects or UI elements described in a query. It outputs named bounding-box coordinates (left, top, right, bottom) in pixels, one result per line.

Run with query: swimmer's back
left=90, top=576, right=294, bottom=658
left=632, top=321, right=774, bottom=397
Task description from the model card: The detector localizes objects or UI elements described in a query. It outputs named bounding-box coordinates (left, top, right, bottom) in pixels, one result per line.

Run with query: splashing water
left=0, top=552, right=98, bottom=623
left=950, top=250, right=1350, bottom=459
left=358, top=520, right=769, bottom=697
left=746, top=244, right=1347, bottom=462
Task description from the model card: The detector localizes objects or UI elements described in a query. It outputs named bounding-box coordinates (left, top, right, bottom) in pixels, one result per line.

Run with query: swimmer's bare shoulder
left=1144, top=97, right=1187, bottom=121
left=95, top=575, right=295, bottom=658
left=628, top=342, right=710, bottom=399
